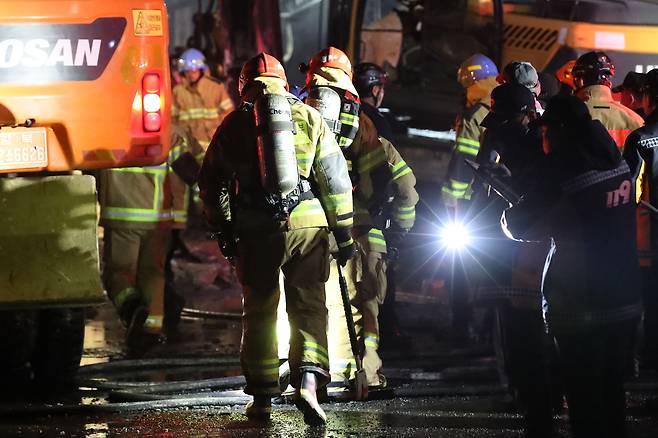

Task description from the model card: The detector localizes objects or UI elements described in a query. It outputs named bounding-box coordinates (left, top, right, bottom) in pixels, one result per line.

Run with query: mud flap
left=0, top=175, right=104, bottom=307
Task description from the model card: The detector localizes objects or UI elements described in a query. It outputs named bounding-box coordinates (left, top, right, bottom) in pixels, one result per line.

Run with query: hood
left=242, top=76, right=293, bottom=102
left=305, top=66, right=359, bottom=97
left=552, top=119, right=621, bottom=173
left=466, top=76, right=498, bottom=107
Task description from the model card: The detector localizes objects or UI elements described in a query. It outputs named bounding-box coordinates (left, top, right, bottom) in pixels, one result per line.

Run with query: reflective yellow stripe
left=102, top=207, right=173, bottom=222
left=395, top=206, right=416, bottom=221
left=456, top=137, right=480, bottom=147
left=456, top=144, right=479, bottom=156
left=364, top=332, right=379, bottom=349
left=442, top=186, right=466, bottom=198
left=303, top=341, right=329, bottom=365
left=392, top=160, right=412, bottom=180
left=338, top=237, right=354, bottom=248
left=111, top=166, right=167, bottom=175
left=450, top=180, right=469, bottom=189
left=358, top=147, right=387, bottom=173
left=368, top=229, right=386, bottom=246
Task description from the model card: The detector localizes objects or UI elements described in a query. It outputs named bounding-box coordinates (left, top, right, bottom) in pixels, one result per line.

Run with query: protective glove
left=333, top=227, right=356, bottom=267
left=208, top=230, right=238, bottom=263
left=384, top=223, right=409, bottom=249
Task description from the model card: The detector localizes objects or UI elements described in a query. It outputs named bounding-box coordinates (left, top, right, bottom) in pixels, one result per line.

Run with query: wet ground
left=1, top=233, right=658, bottom=437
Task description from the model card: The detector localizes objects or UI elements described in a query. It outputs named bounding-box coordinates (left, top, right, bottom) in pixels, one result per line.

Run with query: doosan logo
left=0, top=17, right=126, bottom=83
left=0, top=39, right=102, bottom=68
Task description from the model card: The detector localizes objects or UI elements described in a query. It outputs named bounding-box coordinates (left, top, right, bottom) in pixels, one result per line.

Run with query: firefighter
left=476, top=83, right=556, bottom=437
left=572, top=51, right=644, bottom=148
left=353, top=61, right=418, bottom=348
left=172, top=48, right=234, bottom=152
left=442, top=53, right=499, bottom=341
left=555, top=60, right=576, bottom=95
left=503, top=94, right=642, bottom=438
left=614, top=71, right=648, bottom=120
left=353, top=62, right=394, bottom=140
left=498, top=61, right=544, bottom=113
left=163, top=125, right=205, bottom=329
left=300, top=48, right=418, bottom=390
left=624, top=68, right=658, bottom=369
left=99, top=130, right=189, bottom=346
left=198, top=53, right=354, bottom=425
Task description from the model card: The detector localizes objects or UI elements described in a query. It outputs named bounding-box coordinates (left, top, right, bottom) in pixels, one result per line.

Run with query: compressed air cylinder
left=254, top=94, right=299, bottom=198
left=305, top=86, right=342, bottom=134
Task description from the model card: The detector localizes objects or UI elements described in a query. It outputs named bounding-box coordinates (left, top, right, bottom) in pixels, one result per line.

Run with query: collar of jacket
left=304, top=66, right=360, bottom=96
left=242, top=76, right=297, bottom=103
left=466, top=76, right=498, bottom=108
left=182, top=74, right=209, bottom=94
left=577, top=84, right=613, bottom=103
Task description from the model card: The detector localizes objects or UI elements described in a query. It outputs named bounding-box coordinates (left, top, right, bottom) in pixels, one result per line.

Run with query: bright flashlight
left=440, top=222, right=471, bottom=250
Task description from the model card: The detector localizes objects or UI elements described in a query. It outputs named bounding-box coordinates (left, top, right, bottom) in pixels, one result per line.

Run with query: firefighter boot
left=245, top=395, right=272, bottom=420
left=120, top=298, right=148, bottom=348
left=294, top=372, right=327, bottom=426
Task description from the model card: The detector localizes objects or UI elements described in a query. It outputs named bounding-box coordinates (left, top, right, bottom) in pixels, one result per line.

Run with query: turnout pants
left=327, top=234, right=387, bottom=386
left=238, top=227, right=331, bottom=396
left=103, top=227, right=171, bottom=333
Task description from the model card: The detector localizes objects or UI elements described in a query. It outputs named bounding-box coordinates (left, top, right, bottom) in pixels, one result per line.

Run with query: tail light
left=142, top=73, right=162, bottom=132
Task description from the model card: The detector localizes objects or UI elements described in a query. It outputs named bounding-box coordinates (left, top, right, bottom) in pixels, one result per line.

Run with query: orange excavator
left=0, top=0, right=170, bottom=385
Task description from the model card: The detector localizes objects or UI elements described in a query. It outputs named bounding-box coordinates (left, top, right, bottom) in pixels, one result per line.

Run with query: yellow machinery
left=498, top=1, right=658, bottom=79
left=0, top=0, right=171, bottom=385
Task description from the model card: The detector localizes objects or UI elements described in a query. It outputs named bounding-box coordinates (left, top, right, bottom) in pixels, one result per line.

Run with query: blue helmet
left=457, top=54, right=498, bottom=88
left=177, top=48, right=207, bottom=72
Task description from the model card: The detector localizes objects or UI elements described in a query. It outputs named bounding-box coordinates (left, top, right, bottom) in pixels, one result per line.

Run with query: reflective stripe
left=358, top=147, right=387, bottom=173
left=392, top=160, right=412, bottom=180
left=395, top=206, right=416, bottom=221
left=338, top=237, right=354, bottom=248
left=456, top=136, right=480, bottom=147
left=363, top=332, right=379, bottom=349
left=303, top=341, right=329, bottom=366
left=172, top=209, right=187, bottom=223
left=562, top=161, right=630, bottom=193
left=102, top=207, right=173, bottom=222
left=245, top=358, right=280, bottom=378
left=177, top=107, right=220, bottom=121
left=456, top=143, right=479, bottom=156
left=144, top=315, right=163, bottom=331
left=330, top=358, right=357, bottom=375
left=219, top=98, right=233, bottom=111
left=368, top=229, right=386, bottom=246
left=321, top=192, right=352, bottom=209
left=111, top=166, right=167, bottom=175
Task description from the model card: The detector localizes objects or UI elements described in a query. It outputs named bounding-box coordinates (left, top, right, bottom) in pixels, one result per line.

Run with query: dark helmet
left=643, top=68, right=658, bottom=101
left=572, top=51, right=615, bottom=89
left=353, top=62, right=388, bottom=97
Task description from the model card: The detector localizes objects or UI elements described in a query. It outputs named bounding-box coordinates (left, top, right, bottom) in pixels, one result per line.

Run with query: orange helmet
left=556, top=60, right=576, bottom=90
left=308, top=46, right=353, bottom=80
left=238, top=52, right=288, bottom=96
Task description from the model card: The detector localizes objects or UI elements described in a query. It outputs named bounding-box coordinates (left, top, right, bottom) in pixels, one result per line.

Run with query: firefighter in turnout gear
left=572, top=51, right=644, bottom=148
left=504, top=94, right=642, bottom=438
left=353, top=61, right=418, bottom=354
left=442, top=53, right=499, bottom=207
left=300, top=47, right=418, bottom=390
left=198, top=53, right=354, bottom=425
left=442, top=53, right=499, bottom=341
left=99, top=130, right=190, bottom=345
left=172, top=48, right=234, bottom=151
left=624, top=68, right=658, bottom=368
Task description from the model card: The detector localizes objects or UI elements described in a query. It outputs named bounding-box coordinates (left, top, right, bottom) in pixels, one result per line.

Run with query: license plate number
left=0, top=127, right=48, bottom=170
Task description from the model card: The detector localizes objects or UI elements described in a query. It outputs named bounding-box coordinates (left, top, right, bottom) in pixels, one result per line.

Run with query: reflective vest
left=172, top=75, right=234, bottom=151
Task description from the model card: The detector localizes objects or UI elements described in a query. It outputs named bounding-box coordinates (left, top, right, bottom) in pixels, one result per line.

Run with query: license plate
left=0, top=127, right=48, bottom=170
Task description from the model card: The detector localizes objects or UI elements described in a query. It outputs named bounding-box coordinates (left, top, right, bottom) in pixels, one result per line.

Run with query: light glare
left=441, top=222, right=470, bottom=249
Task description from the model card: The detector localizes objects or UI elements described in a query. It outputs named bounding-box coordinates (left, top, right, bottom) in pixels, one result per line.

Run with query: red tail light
left=142, top=73, right=161, bottom=132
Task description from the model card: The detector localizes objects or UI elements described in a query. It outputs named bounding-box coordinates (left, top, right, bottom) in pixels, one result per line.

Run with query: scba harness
left=305, top=85, right=360, bottom=149
left=241, top=94, right=315, bottom=220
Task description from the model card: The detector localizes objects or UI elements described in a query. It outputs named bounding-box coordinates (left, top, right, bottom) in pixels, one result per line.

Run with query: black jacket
left=504, top=120, right=642, bottom=333
left=624, top=110, right=658, bottom=251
